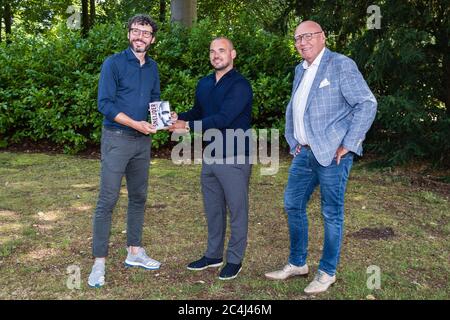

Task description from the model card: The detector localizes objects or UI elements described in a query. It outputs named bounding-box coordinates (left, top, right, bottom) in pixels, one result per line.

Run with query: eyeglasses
left=130, top=28, right=154, bottom=38
left=294, top=31, right=323, bottom=43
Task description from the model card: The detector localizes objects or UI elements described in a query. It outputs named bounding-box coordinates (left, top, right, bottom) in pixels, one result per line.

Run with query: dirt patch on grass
left=350, top=227, right=396, bottom=240
left=0, top=210, right=19, bottom=219
left=149, top=204, right=168, bottom=209
left=22, top=248, right=61, bottom=262
left=409, top=175, right=450, bottom=199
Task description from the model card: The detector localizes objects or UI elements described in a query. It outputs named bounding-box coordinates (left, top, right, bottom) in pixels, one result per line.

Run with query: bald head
left=296, top=20, right=323, bottom=33
left=211, top=37, right=234, bottom=51
left=294, top=20, right=326, bottom=65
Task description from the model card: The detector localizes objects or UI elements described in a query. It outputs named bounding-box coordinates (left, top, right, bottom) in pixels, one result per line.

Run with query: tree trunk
left=160, top=0, right=166, bottom=23
left=81, top=0, right=89, bottom=37
left=443, top=22, right=450, bottom=116
left=3, top=1, right=11, bottom=43
left=0, top=3, right=3, bottom=43
left=443, top=44, right=450, bottom=117
left=89, top=0, right=95, bottom=27
left=170, top=0, right=197, bottom=27
left=433, top=4, right=450, bottom=117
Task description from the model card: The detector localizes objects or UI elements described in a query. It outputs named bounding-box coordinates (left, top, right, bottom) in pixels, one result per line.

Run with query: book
left=149, top=101, right=172, bottom=130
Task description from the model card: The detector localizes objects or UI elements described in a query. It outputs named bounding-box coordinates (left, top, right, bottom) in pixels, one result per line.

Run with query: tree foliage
left=0, top=0, right=448, bottom=166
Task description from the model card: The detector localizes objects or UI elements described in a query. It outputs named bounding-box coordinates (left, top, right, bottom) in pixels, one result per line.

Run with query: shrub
left=0, top=16, right=295, bottom=153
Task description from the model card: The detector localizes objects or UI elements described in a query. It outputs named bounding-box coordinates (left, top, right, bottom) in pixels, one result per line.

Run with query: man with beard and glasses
left=88, top=14, right=161, bottom=288
left=169, top=37, right=253, bottom=280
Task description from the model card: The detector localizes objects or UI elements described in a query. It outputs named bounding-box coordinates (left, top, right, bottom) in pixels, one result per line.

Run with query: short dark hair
left=127, top=14, right=158, bottom=34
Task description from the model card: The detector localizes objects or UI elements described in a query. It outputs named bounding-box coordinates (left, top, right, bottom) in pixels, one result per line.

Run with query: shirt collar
left=302, top=47, right=326, bottom=69
left=216, top=68, right=236, bottom=78
left=126, top=47, right=150, bottom=65
left=210, top=68, right=236, bottom=82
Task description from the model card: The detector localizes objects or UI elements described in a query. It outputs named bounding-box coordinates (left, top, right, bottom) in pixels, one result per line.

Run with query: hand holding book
left=149, top=101, right=173, bottom=130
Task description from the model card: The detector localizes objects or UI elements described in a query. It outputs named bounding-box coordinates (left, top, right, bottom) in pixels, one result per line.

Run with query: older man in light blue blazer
left=265, top=21, right=377, bottom=294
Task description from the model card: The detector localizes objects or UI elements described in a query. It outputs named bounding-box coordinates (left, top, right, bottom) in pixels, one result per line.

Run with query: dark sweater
left=178, top=68, right=253, bottom=158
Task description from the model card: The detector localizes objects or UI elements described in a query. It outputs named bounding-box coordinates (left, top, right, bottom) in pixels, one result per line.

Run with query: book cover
left=149, top=101, right=172, bottom=130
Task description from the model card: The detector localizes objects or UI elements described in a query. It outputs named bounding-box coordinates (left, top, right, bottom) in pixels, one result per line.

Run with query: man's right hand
left=293, top=144, right=302, bottom=157
left=113, top=113, right=156, bottom=135
left=133, top=121, right=156, bottom=135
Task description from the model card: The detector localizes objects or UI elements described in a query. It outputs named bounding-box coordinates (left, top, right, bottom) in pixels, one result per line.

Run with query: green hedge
left=1, top=16, right=448, bottom=166
left=0, top=17, right=294, bottom=153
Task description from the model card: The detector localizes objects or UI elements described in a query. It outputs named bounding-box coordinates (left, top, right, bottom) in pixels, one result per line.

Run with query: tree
left=89, top=0, right=95, bottom=26
left=0, top=0, right=75, bottom=37
left=170, top=0, right=197, bottom=27
left=160, top=0, right=167, bottom=23
left=81, top=0, right=89, bottom=37
left=81, top=0, right=96, bottom=37
left=2, top=0, right=11, bottom=43
left=0, top=4, right=3, bottom=43
left=96, top=0, right=156, bottom=25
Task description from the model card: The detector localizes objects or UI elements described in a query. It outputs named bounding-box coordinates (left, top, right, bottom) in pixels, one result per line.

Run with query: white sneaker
left=88, top=261, right=105, bottom=288
left=265, top=263, right=309, bottom=280
left=304, top=270, right=336, bottom=294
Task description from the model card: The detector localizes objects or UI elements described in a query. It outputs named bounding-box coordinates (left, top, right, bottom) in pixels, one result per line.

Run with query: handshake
left=167, top=112, right=190, bottom=133
left=133, top=111, right=189, bottom=135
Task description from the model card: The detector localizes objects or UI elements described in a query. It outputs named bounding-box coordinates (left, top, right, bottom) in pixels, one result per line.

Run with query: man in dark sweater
left=169, top=37, right=253, bottom=280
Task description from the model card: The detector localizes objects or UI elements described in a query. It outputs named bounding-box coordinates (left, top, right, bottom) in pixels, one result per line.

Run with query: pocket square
left=319, top=78, right=330, bottom=88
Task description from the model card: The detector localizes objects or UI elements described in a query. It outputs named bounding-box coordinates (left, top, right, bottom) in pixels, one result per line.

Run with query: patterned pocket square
left=319, top=78, right=330, bottom=88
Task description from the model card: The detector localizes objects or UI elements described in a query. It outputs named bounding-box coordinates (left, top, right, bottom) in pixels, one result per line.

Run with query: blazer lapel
left=304, top=48, right=332, bottom=112
left=293, top=65, right=305, bottom=94
left=287, top=64, right=305, bottom=116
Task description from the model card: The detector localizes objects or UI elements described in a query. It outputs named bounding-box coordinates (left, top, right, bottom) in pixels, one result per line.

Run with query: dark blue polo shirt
left=97, top=47, right=160, bottom=131
left=178, top=68, right=253, bottom=158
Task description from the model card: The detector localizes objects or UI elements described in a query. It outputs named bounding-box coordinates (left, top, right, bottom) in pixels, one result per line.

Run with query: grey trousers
left=201, top=162, right=252, bottom=264
left=92, top=127, right=151, bottom=258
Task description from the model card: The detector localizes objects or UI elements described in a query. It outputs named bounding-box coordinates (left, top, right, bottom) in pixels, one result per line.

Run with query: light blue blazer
left=285, top=48, right=377, bottom=166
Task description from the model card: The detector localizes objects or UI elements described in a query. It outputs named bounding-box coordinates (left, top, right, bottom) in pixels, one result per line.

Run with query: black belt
left=103, top=126, right=144, bottom=137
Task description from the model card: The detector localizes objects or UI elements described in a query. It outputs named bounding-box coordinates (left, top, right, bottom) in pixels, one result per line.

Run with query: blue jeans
left=284, top=146, right=353, bottom=276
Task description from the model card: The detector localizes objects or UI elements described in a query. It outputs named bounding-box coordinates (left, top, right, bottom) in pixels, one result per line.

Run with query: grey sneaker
left=124, top=247, right=161, bottom=270
left=88, top=261, right=105, bottom=288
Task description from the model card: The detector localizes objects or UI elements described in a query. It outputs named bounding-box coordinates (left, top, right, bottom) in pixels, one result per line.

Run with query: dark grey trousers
left=92, top=127, right=151, bottom=257
left=201, top=162, right=252, bottom=264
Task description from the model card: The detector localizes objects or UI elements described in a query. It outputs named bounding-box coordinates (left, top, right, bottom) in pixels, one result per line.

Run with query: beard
left=130, top=39, right=151, bottom=53
left=211, top=59, right=230, bottom=71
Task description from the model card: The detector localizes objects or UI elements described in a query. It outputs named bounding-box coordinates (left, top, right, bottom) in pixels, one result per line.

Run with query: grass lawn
left=0, top=151, right=448, bottom=300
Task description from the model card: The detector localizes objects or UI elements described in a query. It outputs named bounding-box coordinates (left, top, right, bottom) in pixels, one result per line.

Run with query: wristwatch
left=185, top=122, right=190, bottom=132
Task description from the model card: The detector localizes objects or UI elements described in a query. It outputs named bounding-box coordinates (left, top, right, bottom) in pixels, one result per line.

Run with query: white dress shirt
left=292, top=47, right=325, bottom=146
